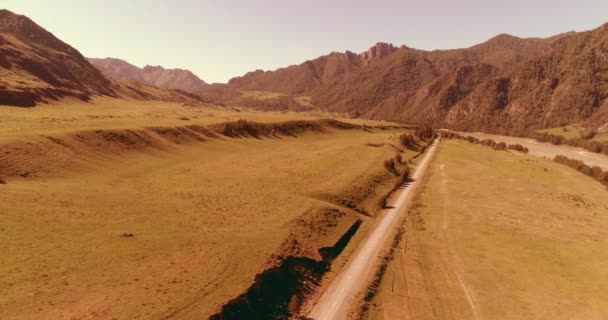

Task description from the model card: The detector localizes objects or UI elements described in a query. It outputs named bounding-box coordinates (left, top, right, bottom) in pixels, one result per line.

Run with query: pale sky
left=3, top=0, right=608, bottom=83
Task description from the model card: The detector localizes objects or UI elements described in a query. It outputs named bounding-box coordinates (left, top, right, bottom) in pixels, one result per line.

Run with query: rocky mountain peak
left=360, top=42, right=399, bottom=65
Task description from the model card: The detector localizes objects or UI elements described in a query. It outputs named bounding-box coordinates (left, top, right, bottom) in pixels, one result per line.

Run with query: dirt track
left=460, top=132, right=608, bottom=170
left=307, top=139, right=440, bottom=320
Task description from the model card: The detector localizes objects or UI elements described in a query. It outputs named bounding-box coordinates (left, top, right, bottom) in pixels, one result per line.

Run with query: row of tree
left=440, top=131, right=529, bottom=153
left=481, top=127, right=608, bottom=156
left=553, top=155, right=608, bottom=187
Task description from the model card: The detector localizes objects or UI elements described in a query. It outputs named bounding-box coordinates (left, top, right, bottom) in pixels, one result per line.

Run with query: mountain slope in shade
left=0, top=10, right=197, bottom=107
left=0, top=9, right=117, bottom=106
left=443, top=23, right=608, bottom=130
left=226, top=24, right=608, bottom=131
left=88, top=57, right=208, bottom=93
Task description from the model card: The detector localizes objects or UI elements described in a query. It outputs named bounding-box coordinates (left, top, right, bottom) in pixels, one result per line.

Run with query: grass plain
left=0, top=99, right=409, bottom=320
left=0, top=97, right=392, bottom=141
left=538, top=124, right=608, bottom=142
left=370, top=140, right=608, bottom=320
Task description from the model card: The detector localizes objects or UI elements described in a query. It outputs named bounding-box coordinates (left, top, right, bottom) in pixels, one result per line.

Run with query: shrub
left=399, top=133, right=418, bottom=150
left=384, top=159, right=398, bottom=175
left=507, top=144, right=529, bottom=153
left=553, top=155, right=608, bottom=186
left=395, top=154, right=403, bottom=164
left=479, top=139, right=496, bottom=148
left=581, top=130, right=597, bottom=140
left=415, top=126, right=436, bottom=141
left=494, top=142, right=507, bottom=151
left=402, top=164, right=411, bottom=178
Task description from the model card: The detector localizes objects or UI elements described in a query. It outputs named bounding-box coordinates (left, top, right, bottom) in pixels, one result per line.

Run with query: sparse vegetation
left=399, top=133, right=418, bottom=150
left=415, top=126, right=436, bottom=141
left=339, top=199, right=370, bottom=216
left=441, top=131, right=529, bottom=153
left=478, top=127, right=608, bottom=156
left=378, top=163, right=412, bottom=209
left=383, top=158, right=398, bottom=175
left=394, top=154, right=403, bottom=164
left=365, top=143, right=385, bottom=148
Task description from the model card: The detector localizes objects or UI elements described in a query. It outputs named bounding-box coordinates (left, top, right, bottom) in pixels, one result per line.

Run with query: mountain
left=88, top=57, right=208, bottom=93
left=444, top=25, right=608, bottom=130
left=226, top=24, right=608, bottom=131
left=0, top=9, right=118, bottom=106
left=0, top=9, right=197, bottom=107
left=227, top=42, right=400, bottom=95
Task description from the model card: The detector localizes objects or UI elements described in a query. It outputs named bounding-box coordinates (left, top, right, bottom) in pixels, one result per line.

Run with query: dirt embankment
left=0, top=119, right=361, bottom=181
left=208, top=128, right=420, bottom=319
left=209, top=219, right=363, bottom=320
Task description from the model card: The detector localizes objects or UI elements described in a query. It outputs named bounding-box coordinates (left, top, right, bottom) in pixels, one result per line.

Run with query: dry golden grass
left=0, top=97, right=392, bottom=141
left=538, top=124, right=608, bottom=142
left=239, top=90, right=286, bottom=100
left=371, top=140, right=608, bottom=320
left=0, top=99, right=412, bottom=320
left=294, top=95, right=315, bottom=109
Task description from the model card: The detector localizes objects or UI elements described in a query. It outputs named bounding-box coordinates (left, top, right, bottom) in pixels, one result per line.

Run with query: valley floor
left=0, top=100, right=409, bottom=320
left=370, top=140, right=608, bottom=320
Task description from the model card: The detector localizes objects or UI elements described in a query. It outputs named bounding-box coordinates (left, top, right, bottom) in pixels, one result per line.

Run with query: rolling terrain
left=0, top=99, right=417, bottom=320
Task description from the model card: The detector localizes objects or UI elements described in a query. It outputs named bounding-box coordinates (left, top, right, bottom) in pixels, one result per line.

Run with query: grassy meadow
left=370, top=139, right=608, bottom=320
left=0, top=99, right=411, bottom=320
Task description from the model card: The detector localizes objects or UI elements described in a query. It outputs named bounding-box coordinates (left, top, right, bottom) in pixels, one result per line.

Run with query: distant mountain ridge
left=2, top=8, right=606, bottom=132
left=224, top=24, right=608, bottom=132
left=88, top=57, right=208, bottom=93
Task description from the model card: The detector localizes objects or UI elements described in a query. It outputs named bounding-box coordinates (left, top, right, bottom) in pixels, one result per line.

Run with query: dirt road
left=460, top=132, right=608, bottom=170
left=307, top=139, right=440, bottom=320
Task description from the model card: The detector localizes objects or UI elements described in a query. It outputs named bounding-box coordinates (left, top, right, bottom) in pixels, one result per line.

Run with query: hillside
left=88, top=57, right=208, bottom=93
left=227, top=43, right=399, bottom=95
left=226, top=24, right=608, bottom=132
left=0, top=10, right=197, bottom=107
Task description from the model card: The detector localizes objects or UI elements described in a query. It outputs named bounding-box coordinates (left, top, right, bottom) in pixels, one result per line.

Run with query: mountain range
left=88, top=57, right=208, bottom=93
left=224, top=26, right=608, bottom=131
left=1, top=8, right=607, bottom=132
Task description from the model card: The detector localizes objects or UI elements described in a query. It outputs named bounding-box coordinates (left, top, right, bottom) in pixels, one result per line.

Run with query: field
left=239, top=90, right=286, bottom=100
left=370, top=140, right=608, bottom=320
left=0, top=97, right=393, bottom=139
left=538, top=124, right=608, bottom=142
left=0, top=99, right=412, bottom=320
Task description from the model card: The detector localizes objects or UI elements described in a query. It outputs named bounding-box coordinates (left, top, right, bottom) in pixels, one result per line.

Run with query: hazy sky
left=3, top=0, right=608, bottom=83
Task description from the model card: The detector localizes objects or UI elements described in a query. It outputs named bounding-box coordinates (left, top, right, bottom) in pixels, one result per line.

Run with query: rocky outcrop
left=360, top=42, right=399, bottom=65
